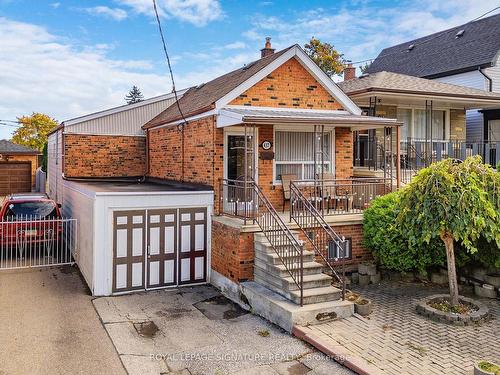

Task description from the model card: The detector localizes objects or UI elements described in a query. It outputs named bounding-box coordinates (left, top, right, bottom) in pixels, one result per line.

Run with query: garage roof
left=0, top=140, right=40, bottom=155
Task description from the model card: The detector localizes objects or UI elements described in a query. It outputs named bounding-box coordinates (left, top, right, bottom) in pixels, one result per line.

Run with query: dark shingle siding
left=366, top=13, right=500, bottom=78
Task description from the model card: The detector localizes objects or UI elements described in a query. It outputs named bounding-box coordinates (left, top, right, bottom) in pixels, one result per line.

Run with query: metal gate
left=112, top=207, right=208, bottom=293
left=0, top=217, right=77, bottom=270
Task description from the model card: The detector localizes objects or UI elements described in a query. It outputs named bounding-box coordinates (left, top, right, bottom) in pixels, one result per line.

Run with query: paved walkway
left=0, top=266, right=125, bottom=375
left=93, top=285, right=355, bottom=375
left=298, top=281, right=499, bottom=375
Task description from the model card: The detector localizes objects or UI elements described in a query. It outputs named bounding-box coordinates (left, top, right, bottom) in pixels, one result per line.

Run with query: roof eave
left=346, top=88, right=500, bottom=103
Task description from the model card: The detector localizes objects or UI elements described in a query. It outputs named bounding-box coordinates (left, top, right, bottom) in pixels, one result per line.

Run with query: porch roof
left=217, top=106, right=400, bottom=130
left=338, top=71, right=500, bottom=109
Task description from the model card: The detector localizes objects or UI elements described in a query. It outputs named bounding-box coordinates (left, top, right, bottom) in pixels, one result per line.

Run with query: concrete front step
left=254, top=241, right=305, bottom=253
left=239, top=281, right=354, bottom=332
left=254, top=248, right=316, bottom=265
left=254, top=258, right=325, bottom=277
left=254, top=231, right=302, bottom=244
left=254, top=266, right=333, bottom=292
left=288, top=286, right=342, bottom=305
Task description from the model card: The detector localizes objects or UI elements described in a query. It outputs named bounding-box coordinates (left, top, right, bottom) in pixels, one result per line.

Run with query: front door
left=226, top=134, right=255, bottom=181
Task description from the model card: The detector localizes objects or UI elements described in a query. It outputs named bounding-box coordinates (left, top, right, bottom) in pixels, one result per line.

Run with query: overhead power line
left=350, top=6, right=500, bottom=66
left=152, top=0, right=188, bottom=127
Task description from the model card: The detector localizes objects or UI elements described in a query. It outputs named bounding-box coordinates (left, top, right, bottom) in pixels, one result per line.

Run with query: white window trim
left=272, top=125, right=336, bottom=185
left=223, top=127, right=259, bottom=184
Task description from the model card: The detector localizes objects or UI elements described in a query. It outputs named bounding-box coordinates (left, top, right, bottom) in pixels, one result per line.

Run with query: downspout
left=478, top=68, right=493, bottom=92
left=478, top=68, right=493, bottom=144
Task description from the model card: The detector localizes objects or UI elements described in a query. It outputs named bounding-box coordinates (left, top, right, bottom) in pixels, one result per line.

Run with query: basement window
left=328, top=238, right=351, bottom=260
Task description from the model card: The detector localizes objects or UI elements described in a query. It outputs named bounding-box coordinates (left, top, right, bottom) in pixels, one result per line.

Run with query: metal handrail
left=289, top=181, right=347, bottom=299
left=292, top=178, right=393, bottom=215
left=218, top=178, right=304, bottom=305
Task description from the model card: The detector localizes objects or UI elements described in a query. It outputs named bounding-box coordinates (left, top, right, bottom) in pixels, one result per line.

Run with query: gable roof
left=0, top=139, right=40, bottom=154
left=366, top=13, right=500, bottom=78
left=338, top=71, right=500, bottom=101
left=143, top=45, right=361, bottom=129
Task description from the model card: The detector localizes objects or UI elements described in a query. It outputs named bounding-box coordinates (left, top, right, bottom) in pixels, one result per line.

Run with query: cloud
left=0, top=17, right=174, bottom=138
left=49, top=2, right=60, bottom=9
left=242, top=0, right=498, bottom=64
left=82, top=6, right=128, bottom=21
left=118, top=0, right=223, bottom=26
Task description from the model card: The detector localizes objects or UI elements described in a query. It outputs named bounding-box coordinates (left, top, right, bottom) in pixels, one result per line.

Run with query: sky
left=0, top=0, right=499, bottom=139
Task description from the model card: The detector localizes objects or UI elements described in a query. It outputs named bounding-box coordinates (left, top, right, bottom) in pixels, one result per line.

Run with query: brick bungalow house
left=141, top=41, right=400, bottom=328
left=48, top=40, right=400, bottom=330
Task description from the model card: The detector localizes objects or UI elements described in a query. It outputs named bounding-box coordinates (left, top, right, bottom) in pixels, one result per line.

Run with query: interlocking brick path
left=302, top=281, right=499, bottom=375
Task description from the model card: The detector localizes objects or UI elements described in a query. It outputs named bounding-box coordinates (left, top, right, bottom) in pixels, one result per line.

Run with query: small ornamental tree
left=304, top=37, right=345, bottom=77
left=397, top=156, right=500, bottom=306
left=125, top=85, right=144, bottom=104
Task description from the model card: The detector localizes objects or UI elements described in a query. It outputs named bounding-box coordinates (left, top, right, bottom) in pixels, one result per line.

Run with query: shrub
left=363, top=192, right=445, bottom=273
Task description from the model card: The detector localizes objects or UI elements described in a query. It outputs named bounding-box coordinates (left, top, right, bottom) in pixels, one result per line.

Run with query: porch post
left=244, top=123, right=248, bottom=225
left=396, top=125, right=401, bottom=189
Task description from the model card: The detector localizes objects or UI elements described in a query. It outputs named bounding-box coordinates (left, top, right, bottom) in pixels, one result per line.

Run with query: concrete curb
left=292, top=325, right=383, bottom=375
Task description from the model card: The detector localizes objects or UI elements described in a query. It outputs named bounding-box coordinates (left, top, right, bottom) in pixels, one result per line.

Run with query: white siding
left=47, top=129, right=63, bottom=203
left=61, top=181, right=96, bottom=293
left=434, top=70, right=487, bottom=91
left=466, top=109, right=484, bottom=142
left=483, top=54, right=500, bottom=93
left=65, top=94, right=180, bottom=136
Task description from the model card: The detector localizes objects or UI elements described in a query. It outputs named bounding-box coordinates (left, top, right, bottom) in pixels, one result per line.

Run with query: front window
left=396, top=108, right=412, bottom=140
left=413, top=109, right=446, bottom=141
left=4, top=202, right=58, bottom=220
left=275, top=130, right=331, bottom=181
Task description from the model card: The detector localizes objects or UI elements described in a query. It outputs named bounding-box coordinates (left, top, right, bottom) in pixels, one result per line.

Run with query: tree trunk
left=440, top=232, right=459, bottom=306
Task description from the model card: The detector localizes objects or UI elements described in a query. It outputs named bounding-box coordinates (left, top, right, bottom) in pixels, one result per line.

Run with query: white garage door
left=112, top=207, right=207, bottom=293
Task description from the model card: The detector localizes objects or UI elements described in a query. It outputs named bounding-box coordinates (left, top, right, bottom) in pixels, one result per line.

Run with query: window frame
left=396, top=106, right=450, bottom=142
left=273, top=125, right=336, bottom=185
left=327, top=237, right=352, bottom=260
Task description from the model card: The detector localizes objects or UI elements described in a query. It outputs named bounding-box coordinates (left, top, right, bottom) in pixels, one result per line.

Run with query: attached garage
left=0, top=162, right=32, bottom=195
left=61, top=179, right=213, bottom=296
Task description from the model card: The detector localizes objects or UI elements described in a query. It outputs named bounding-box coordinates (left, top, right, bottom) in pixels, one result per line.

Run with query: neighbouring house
left=337, top=69, right=500, bottom=180
left=0, top=139, right=41, bottom=195
left=48, top=40, right=401, bottom=331
left=365, top=13, right=500, bottom=146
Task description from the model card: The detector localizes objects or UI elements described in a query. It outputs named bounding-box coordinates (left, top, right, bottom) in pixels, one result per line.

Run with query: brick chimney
left=260, top=37, right=275, bottom=58
left=343, top=63, right=356, bottom=81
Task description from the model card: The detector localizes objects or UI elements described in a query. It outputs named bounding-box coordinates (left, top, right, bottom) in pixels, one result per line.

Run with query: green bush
left=363, top=192, right=446, bottom=273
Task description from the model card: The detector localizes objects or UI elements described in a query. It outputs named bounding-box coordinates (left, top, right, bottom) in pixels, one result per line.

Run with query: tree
left=12, top=113, right=58, bottom=151
left=304, top=37, right=346, bottom=77
left=125, top=85, right=144, bottom=104
left=360, top=62, right=371, bottom=74
left=397, top=156, right=500, bottom=306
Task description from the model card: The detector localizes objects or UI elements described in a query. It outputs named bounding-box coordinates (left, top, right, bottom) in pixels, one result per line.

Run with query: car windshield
left=4, top=202, right=58, bottom=220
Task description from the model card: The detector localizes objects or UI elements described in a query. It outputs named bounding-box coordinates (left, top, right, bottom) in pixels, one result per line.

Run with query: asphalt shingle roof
left=0, top=139, right=39, bottom=154
left=366, top=13, right=500, bottom=78
left=338, top=71, right=500, bottom=100
left=143, top=46, right=295, bottom=129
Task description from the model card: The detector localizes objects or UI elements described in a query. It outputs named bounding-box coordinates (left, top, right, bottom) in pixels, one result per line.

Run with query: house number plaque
left=261, top=140, right=272, bottom=150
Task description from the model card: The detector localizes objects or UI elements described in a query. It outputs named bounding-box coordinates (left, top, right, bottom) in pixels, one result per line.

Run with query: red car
left=0, top=194, right=62, bottom=249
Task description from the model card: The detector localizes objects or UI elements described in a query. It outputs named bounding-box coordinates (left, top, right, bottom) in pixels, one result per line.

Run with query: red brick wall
left=211, top=220, right=254, bottom=282
left=148, top=116, right=217, bottom=185
left=230, top=58, right=343, bottom=110
left=63, top=134, right=145, bottom=178
left=212, top=221, right=371, bottom=284
left=335, top=127, right=353, bottom=180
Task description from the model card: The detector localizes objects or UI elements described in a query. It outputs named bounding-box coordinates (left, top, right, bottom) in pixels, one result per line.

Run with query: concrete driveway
left=0, top=266, right=125, bottom=375
left=93, top=285, right=354, bottom=375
